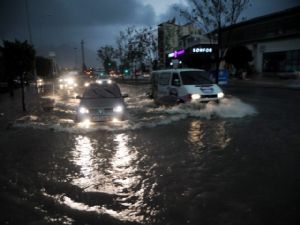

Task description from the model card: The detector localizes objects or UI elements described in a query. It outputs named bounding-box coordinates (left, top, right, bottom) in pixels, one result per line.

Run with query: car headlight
left=84, top=82, right=90, bottom=87
left=66, top=78, right=75, bottom=85
left=96, top=80, right=103, bottom=84
left=113, top=105, right=123, bottom=113
left=112, top=118, right=120, bottom=123
left=217, top=92, right=224, bottom=98
left=107, top=79, right=112, bottom=84
left=79, top=107, right=89, bottom=114
left=191, top=94, right=201, bottom=100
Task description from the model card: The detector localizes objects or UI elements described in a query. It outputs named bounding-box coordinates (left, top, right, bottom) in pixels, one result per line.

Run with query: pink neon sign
left=168, top=49, right=185, bottom=58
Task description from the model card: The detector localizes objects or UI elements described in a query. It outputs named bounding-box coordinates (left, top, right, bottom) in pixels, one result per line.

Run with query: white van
left=149, top=68, right=224, bottom=104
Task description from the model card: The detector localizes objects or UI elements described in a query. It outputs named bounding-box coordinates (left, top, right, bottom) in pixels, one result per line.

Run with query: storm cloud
left=0, top=0, right=157, bottom=67
left=1, top=0, right=299, bottom=68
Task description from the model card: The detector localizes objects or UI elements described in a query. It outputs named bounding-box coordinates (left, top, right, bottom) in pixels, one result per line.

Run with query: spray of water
left=13, top=97, right=256, bottom=133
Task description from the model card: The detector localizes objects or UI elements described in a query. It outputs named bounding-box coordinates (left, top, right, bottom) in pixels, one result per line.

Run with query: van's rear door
left=157, top=72, right=171, bottom=99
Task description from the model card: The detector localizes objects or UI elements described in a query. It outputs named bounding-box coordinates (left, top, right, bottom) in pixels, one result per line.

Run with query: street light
left=25, top=0, right=38, bottom=89
left=74, top=47, right=78, bottom=70
left=25, top=0, right=33, bottom=45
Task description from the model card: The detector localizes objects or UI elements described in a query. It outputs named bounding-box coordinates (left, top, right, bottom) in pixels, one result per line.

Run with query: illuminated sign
left=192, top=48, right=213, bottom=53
left=168, top=49, right=185, bottom=58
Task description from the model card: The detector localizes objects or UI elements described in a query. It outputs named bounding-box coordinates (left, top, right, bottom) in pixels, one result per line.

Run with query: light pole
left=25, top=0, right=33, bottom=45
left=81, top=40, right=87, bottom=73
left=74, top=47, right=78, bottom=70
left=25, top=0, right=38, bottom=89
left=49, top=51, right=57, bottom=97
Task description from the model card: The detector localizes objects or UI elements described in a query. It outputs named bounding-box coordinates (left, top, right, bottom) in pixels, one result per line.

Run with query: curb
left=226, top=80, right=300, bottom=91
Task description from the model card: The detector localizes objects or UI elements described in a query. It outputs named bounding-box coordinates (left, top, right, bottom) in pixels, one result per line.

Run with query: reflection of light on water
left=188, top=120, right=204, bottom=148
left=73, top=136, right=94, bottom=178
left=215, top=121, right=231, bottom=149
left=109, top=134, right=144, bottom=221
left=78, top=119, right=91, bottom=129
left=113, top=134, right=131, bottom=168
left=71, top=135, right=99, bottom=189
left=188, top=120, right=231, bottom=158
left=69, top=134, right=144, bottom=222
left=69, top=136, right=123, bottom=219
left=42, top=192, right=119, bottom=221
left=111, top=134, right=138, bottom=189
left=187, top=120, right=206, bottom=158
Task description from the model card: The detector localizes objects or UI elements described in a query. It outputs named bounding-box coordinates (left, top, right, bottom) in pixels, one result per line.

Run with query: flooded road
left=0, top=82, right=299, bottom=225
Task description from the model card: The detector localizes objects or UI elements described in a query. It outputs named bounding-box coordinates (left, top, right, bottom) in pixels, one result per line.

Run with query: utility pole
left=25, top=0, right=33, bottom=45
left=74, top=47, right=78, bottom=70
left=81, top=40, right=87, bottom=73
left=25, top=0, right=38, bottom=92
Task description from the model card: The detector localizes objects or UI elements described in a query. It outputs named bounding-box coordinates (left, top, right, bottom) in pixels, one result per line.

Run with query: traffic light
left=124, top=69, right=129, bottom=75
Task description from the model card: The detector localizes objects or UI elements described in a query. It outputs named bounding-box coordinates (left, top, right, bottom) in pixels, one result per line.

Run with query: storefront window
left=263, top=49, right=300, bottom=73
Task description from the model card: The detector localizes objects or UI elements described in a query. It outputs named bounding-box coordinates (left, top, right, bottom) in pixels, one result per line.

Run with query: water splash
left=13, top=97, right=256, bottom=133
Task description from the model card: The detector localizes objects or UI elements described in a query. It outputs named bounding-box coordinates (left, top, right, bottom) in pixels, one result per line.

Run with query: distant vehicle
left=76, top=75, right=94, bottom=87
left=58, top=76, right=78, bottom=90
left=149, top=68, right=224, bottom=104
left=36, top=77, right=44, bottom=87
left=58, top=71, right=81, bottom=90
left=76, top=82, right=128, bottom=123
left=95, top=77, right=113, bottom=85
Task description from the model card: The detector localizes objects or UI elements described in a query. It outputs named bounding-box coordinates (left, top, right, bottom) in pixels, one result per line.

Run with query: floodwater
left=0, top=83, right=299, bottom=225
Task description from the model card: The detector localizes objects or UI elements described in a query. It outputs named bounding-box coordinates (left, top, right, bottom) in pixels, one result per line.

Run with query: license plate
left=92, top=115, right=109, bottom=121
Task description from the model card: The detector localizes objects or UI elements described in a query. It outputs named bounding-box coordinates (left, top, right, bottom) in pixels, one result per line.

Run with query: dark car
left=76, top=82, right=128, bottom=123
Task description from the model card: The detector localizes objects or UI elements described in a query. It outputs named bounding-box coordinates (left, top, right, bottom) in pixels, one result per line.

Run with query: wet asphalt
left=0, top=83, right=299, bottom=225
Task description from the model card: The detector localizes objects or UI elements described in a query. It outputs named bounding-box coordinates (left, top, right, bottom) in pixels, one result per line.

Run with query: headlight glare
left=191, top=94, right=201, bottom=100
left=79, top=107, right=89, bottom=114
left=217, top=92, right=224, bottom=98
left=66, top=78, right=75, bottom=85
left=113, top=105, right=123, bottom=113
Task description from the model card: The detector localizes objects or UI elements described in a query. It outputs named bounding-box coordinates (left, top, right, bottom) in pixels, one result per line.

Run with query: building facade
left=158, top=20, right=203, bottom=68
left=158, top=6, right=300, bottom=77
left=222, top=6, right=300, bottom=77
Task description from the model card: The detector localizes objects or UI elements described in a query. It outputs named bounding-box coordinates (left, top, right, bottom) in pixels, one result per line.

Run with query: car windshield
left=82, top=84, right=122, bottom=99
left=180, top=71, right=213, bottom=85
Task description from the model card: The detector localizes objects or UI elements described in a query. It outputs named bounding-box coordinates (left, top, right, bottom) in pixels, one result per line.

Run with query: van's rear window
left=180, top=71, right=212, bottom=85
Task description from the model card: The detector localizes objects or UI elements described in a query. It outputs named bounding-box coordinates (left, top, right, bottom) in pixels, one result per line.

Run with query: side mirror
left=173, top=79, right=181, bottom=86
left=122, top=93, right=129, bottom=98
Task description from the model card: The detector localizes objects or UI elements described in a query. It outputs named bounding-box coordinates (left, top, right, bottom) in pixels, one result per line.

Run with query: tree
left=178, top=0, right=250, bottom=83
left=97, top=45, right=117, bottom=74
left=1, top=40, right=35, bottom=111
left=225, top=45, right=253, bottom=74
left=115, top=26, right=157, bottom=75
left=116, top=28, right=131, bottom=68
left=36, top=56, right=52, bottom=78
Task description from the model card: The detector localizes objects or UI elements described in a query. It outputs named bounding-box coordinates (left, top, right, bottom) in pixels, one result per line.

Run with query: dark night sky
left=1, top=0, right=299, bottom=68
